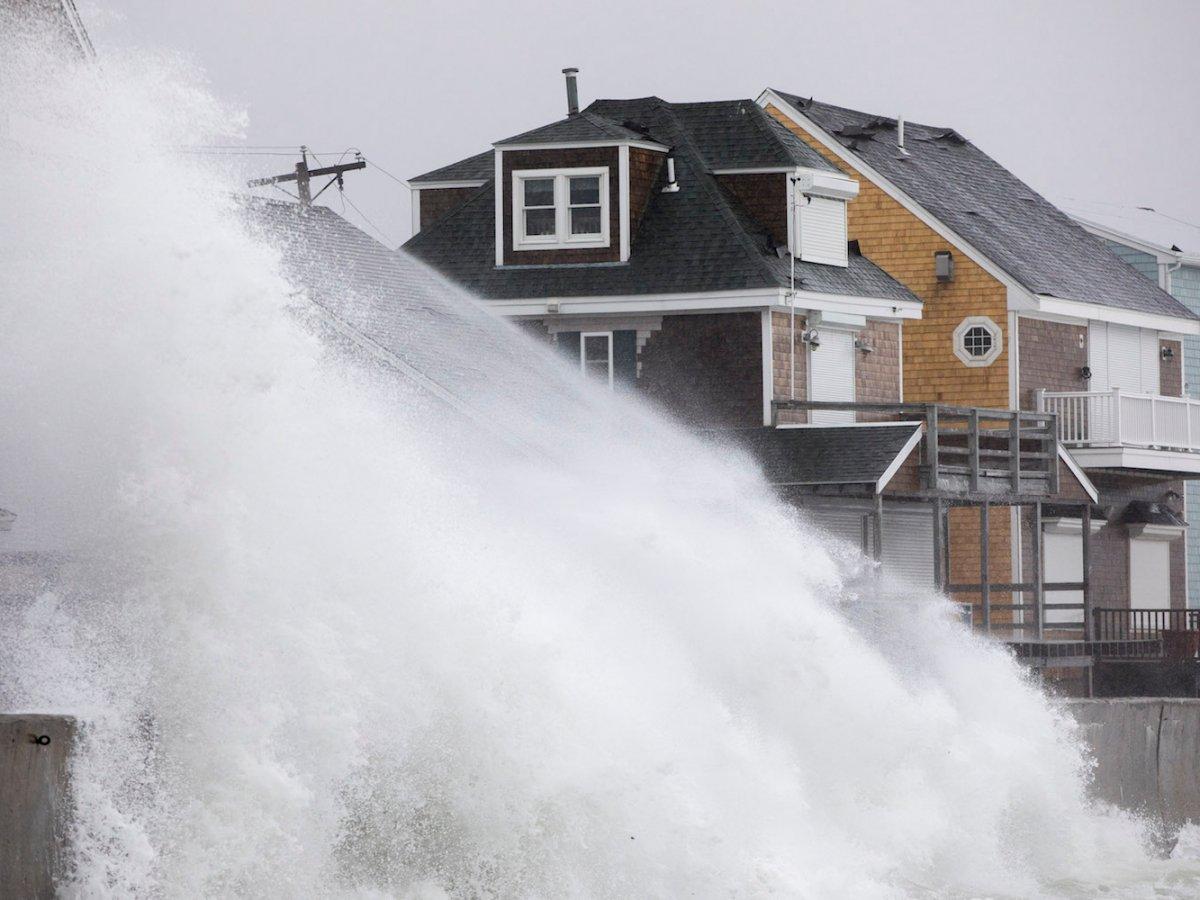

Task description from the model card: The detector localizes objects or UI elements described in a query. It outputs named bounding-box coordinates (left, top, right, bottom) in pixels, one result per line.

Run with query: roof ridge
left=770, top=88, right=952, bottom=135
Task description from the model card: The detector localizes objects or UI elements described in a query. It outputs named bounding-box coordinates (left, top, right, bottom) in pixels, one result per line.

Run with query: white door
left=1043, top=528, right=1084, bottom=625
left=809, top=329, right=855, bottom=425
left=1130, top=538, right=1171, bottom=611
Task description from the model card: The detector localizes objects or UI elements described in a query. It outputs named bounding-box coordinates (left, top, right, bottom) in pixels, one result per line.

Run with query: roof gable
left=769, top=89, right=1197, bottom=324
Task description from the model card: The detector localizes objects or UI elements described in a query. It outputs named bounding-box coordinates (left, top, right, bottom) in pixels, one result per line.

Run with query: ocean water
left=2, top=20, right=1200, bottom=898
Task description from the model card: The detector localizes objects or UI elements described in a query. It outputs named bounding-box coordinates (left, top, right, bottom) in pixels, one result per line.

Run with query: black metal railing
left=1093, top=608, right=1200, bottom=640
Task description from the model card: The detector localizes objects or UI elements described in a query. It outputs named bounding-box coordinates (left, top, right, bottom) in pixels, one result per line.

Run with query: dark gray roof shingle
left=665, top=100, right=835, bottom=172
left=409, top=149, right=494, bottom=185
left=772, top=90, right=1196, bottom=322
left=718, top=424, right=922, bottom=486
left=404, top=97, right=918, bottom=305
left=495, top=110, right=656, bottom=146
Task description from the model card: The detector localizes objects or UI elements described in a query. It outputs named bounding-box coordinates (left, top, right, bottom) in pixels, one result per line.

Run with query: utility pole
left=247, top=146, right=366, bottom=208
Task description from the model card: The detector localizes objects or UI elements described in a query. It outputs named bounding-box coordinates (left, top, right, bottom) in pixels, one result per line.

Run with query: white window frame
left=512, top=167, right=610, bottom=251
left=953, top=316, right=1003, bottom=367
left=580, top=331, right=614, bottom=388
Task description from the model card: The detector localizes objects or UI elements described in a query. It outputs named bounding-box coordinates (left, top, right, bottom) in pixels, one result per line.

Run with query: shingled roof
left=770, top=90, right=1196, bottom=323
left=404, top=96, right=918, bottom=305
left=408, top=149, right=493, bottom=185
left=718, top=423, right=923, bottom=489
left=495, top=110, right=659, bottom=146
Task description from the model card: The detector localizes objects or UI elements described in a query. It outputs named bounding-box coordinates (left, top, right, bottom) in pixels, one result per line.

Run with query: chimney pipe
left=897, top=116, right=905, bottom=151
left=562, top=67, right=579, bottom=116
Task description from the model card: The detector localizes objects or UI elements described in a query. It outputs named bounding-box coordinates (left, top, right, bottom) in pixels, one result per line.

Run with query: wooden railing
left=1039, top=388, right=1200, bottom=452
left=771, top=400, right=1059, bottom=496
left=1093, top=607, right=1200, bottom=641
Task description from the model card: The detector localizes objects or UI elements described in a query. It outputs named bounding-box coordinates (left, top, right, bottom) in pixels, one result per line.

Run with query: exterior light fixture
left=934, top=250, right=954, bottom=282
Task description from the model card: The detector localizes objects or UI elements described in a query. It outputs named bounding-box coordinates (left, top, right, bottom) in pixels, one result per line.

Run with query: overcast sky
left=84, top=0, right=1200, bottom=250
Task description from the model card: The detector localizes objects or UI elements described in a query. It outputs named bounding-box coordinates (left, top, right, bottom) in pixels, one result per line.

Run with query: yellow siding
left=765, top=103, right=1014, bottom=611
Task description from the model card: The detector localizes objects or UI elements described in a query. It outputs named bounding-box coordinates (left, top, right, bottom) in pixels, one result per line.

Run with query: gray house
left=1069, top=205, right=1200, bottom=607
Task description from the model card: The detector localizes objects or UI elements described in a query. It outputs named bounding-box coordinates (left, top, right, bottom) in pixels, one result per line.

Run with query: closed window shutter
left=556, top=331, right=581, bottom=368
left=612, top=330, right=638, bottom=388
left=809, top=329, right=856, bottom=424
left=799, top=197, right=848, bottom=267
left=880, top=510, right=935, bottom=587
left=1107, top=323, right=1141, bottom=392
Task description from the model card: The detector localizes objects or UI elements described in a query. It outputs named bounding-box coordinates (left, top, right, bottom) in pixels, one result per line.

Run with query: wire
left=363, top=157, right=409, bottom=188
left=340, top=191, right=393, bottom=246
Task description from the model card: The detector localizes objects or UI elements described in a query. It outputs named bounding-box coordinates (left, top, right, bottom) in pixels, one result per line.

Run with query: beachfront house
left=402, top=72, right=1102, bottom=644
left=760, top=90, right=1200, bottom=661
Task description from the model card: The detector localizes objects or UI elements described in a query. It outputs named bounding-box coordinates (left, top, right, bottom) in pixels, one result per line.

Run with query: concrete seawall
left=0, top=714, right=76, bottom=898
left=1070, top=699, right=1200, bottom=825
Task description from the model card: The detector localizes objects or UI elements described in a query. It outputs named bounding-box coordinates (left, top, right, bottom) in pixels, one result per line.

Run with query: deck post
left=980, top=500, right=991, bottom=633
left=932, top=496, right=944, bottom=590
left=925, top=405, right=940, bottom=490
left=1032, top=500, right=1044, bottom=640
left=1082, top=502, right=1093, bottom=642
left=1009, top=413, right=1021, bottom=494
left=873, top=493, right=884, bottom=563
left=968, top=408, right=980, bottom=493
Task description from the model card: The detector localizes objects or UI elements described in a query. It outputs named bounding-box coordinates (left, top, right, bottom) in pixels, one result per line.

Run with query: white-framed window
left=580, top=332, right=613, bottom=386
left=512, top=167, right=610, bottom=251
left=953, top=316, right=1002, bottom=367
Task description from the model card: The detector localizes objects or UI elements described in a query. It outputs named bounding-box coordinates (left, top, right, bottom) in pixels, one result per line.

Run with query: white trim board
left=408, top=179, right=488, bottom=190
left=1066, top=445, right=1200, bottom=475
left=1056, top=445, right=1099, bottom=504
left=876, top=423, right=926, bottom=494
left=487, top=287, right=922, bottom=319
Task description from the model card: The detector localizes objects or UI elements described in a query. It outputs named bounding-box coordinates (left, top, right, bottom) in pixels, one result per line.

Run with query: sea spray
left=1, top=21, right=1199, bottom=899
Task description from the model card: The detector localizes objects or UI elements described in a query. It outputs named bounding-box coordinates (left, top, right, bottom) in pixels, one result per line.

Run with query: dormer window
left=512, top=167, right=610, bottom=251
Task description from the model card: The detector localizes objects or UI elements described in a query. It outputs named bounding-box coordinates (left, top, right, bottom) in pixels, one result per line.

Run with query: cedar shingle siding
left=716, top=173, right=788, bottom=247
left=1017, top=317, right=1088, bottom=411
left=419, top=187, right=477, bottom=230
left=628, top=147, right=665, bottom=245
left=638, top=313, right=762, bottom=427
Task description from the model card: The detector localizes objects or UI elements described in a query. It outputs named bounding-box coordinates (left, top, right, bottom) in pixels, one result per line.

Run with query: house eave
left=486, top=287, right=921, bottom=320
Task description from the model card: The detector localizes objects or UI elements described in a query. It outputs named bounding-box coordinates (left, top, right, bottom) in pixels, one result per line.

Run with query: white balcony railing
left=1038, top=388, right=1200, bottom=452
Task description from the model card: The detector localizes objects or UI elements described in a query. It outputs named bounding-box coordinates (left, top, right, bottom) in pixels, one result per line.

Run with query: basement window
left=513, top=168, right=610, bottom=251
left=580, top=332, right=613, bottom=386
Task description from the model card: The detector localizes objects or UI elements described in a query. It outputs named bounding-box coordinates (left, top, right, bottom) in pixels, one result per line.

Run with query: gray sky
left=85, top=0, right=1200, bottom=250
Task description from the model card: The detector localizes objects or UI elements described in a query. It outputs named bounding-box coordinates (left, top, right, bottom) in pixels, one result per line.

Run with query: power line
left=340, top=190, right=393, bottom=247
left=363, top=157, right=408, bottom=188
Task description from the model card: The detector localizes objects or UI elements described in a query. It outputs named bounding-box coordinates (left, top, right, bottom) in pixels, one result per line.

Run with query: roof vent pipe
left=661, top=155, right=679, bottom=193
left=897, top=116, right=906, bottom=151
left=562, top=67, right=580, bottom=116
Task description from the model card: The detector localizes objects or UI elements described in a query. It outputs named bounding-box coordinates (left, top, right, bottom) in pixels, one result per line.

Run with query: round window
left=953, top=316, right=1002, bottom=367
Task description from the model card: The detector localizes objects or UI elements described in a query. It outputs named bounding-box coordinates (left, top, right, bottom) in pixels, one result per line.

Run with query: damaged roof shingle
left=771, top=89, right=1196, bottom=322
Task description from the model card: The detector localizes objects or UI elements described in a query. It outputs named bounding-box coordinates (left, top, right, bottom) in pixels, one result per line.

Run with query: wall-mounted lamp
left=802, top=328, right=821, bottom=349
left=1162, top=345, right=1176, bottom=361
left=934, top=250, right=954, bottom=282
left=1079, top=365, right=1092, bottom=381
left=854, top=337, right=874, bottom=354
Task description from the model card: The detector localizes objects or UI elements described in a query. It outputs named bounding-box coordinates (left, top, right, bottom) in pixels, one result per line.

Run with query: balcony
left=1038, top=388, right=1200, bottom=474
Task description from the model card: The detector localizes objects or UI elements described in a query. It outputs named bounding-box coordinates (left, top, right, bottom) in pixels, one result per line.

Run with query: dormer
left=492, top=69, right=669, bottom=267
left=679, top=98, right=858, bottom=269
